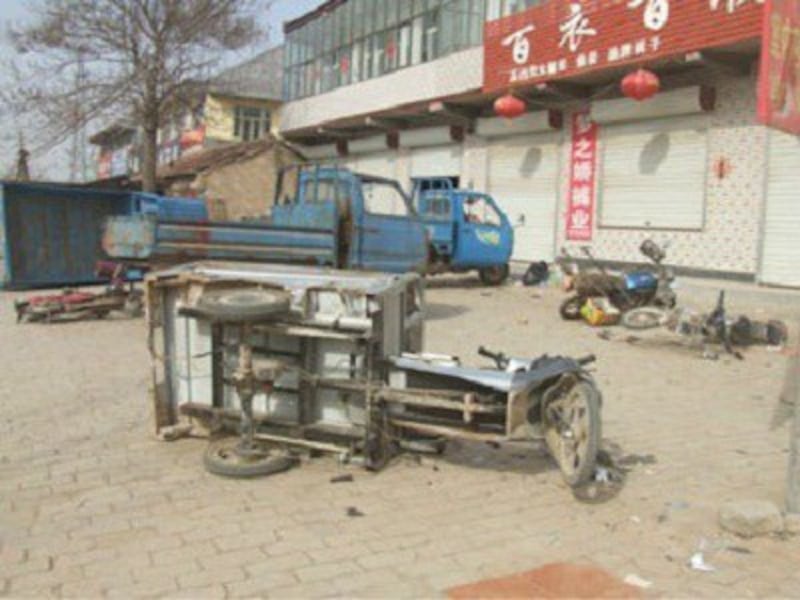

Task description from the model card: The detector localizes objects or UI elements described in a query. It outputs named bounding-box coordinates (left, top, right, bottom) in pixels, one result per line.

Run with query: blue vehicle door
left=271, top=168, right=341, bottom=231
left=453, top=194, right=513, bottom=268
left=355, top=176, right=427, bottom=273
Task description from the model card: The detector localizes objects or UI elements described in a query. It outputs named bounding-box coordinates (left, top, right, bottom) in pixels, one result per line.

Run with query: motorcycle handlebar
left=577, top=354, right=596, bottom=366
left=478, top=346, right=502, bottom=361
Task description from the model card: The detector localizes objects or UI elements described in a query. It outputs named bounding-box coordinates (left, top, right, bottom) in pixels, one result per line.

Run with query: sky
left=0, top=0, right=322, bottom=180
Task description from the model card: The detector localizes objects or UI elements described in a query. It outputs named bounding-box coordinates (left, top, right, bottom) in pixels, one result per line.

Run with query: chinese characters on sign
left=566, top=112, right=598, bottom=242
left=483, top=0, right=763, bottom=93
left=757, top=0, right=800, bottom=135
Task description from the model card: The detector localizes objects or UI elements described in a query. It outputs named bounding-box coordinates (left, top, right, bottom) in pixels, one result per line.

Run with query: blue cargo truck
left=103, top=166, right=513, bottom=284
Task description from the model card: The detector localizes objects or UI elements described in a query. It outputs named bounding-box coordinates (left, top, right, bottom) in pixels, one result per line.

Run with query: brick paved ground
left=1, top=276, right=799, bottom=598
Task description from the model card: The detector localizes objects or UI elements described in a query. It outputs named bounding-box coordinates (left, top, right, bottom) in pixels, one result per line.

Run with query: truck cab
left=412, top=177, right=513, bottom=285
left=272, top=166, right=428, bottom=274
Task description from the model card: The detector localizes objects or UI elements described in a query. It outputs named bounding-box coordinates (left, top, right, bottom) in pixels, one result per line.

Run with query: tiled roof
left=209, top=46, right=284, bottom=102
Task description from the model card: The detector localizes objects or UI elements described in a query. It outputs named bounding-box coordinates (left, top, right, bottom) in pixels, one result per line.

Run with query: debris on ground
left=522, top=261, right=550, bottom=286
left=597, top=330, right=614, bottom=341
left=783, top=513, right=800, bottom=535
left=330, top=474, right=354, bottom=484
left=718, top=499, right=784, bottom=538
left=623, top=574, right=653, bottom=589
left=157, top=423, right=193, bottom=442
left=346, top=506, right=365, bottom=517
left=689, top=552, right=715, bottom=572
left=447, top=562, right=642, bottom=599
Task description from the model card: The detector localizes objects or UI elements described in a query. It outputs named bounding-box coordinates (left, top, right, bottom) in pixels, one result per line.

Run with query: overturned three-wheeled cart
left=145, top=262, right=602, bottom=487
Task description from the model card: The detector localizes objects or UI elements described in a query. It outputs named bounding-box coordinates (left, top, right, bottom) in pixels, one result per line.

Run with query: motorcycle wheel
left=621, top=307, right=667, bottom=330
left=559, top=295, right=584, bottom=321
left=543, top=380, right=601, bottom=487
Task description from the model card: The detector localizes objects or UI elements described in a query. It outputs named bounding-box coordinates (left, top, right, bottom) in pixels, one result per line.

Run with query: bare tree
left=5, top=0, right=268, bottom=191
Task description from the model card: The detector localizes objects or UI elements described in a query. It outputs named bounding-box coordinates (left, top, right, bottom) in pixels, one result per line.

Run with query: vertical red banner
left=758, top=0, right=800, bottom=135
left=565, top=111, right=598, bottom=242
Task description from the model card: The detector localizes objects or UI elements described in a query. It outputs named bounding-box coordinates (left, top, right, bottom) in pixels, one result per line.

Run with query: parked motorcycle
left=559, top=240, right=676, bottom=320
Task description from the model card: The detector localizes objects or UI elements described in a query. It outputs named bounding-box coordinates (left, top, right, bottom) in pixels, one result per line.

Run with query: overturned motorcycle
left=14, top=262, right=143, bottom=323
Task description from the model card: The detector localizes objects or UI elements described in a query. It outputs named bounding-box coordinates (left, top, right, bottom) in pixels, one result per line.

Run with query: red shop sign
left=757, top=0, right=800, bottom=134
left=483, top=0, right=764, bottom=94
left=565, top=111, right=598, bottom=242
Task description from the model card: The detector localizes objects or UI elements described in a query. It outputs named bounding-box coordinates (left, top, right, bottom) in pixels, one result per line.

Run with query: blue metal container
left=0, top=183, right=208, bottom=290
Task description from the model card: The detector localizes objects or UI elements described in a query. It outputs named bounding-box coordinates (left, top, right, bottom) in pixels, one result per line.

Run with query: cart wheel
left=621, top=307, right=667, bottom=330
left=478, top=264, right=509, bottom=286
left=543, top=380, right=601, bottom=487
left=559, top=295, right=584, bottom=321
left=203, top=438, right=296, bottom=479
left=194, top=289, right=291, bottom=323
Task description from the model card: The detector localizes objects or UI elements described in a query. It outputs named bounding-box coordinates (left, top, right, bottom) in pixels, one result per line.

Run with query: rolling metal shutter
left=599, top=117, right=708, bottom=230
left=487, top=134, right=559, bottom=262
left=761, top=130, right=800, bottom=287
left=409, top=145, right=462, bottom=178
left=348, top=151, right=398, bottom=179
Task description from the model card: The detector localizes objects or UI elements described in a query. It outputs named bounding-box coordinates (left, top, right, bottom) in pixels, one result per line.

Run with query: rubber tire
left=195, top=289, right=291, bottom=323
left=621, top=307, right=666, bottom=330
left=559, top=295, right=584, bottom=321
left=203, top=439, right=296, bottom=479
left=478, top=264, right=509, bottom=286
left=543, top=380, right=601, bottom=488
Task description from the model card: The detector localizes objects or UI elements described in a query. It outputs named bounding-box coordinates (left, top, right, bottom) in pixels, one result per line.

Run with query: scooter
left=559, top=240, right=676, bottom=320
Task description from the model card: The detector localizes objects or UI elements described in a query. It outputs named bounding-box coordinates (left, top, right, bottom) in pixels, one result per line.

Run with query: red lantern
left=494, top=94, right=526, bottom=119
left=621, top=68, right=660, bottom=101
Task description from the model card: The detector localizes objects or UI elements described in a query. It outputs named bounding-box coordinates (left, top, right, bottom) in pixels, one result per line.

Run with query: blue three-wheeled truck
left=103, top=165, right=514, bottom=285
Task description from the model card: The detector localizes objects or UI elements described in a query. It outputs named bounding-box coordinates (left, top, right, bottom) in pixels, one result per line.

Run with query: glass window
left=397, top=22, right=412, bottom=68
left=463, top=197, right=501, bottom=226
left=422, top=195, right=451, bottom=218
left=422, top=9, right=440, bottom=62
left=234, top=106, right=270, bottom=141
left=363, top=181, right=411, bottom=216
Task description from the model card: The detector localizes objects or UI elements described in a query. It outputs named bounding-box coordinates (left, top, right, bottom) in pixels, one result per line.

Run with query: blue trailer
left=0, top=182, right=206, bottom=290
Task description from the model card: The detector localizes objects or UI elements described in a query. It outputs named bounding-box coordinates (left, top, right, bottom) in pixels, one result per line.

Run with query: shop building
left=278, top=0, right=800, bottom=287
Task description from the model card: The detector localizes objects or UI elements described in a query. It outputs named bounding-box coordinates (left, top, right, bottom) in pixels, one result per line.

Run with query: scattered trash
left=480, top=291, right=493, bottom=297
left=725, top=546, right=752, bottom=555
left=688, top=552, right=715, bottom=572
left=330, top=474, right=354, bottom=484
left=597, top=330, right=613, bottom=341
left=157, top=423, right=193, bottom=442
left=346, top=506, right=365, bottom=517
left=617, top=453, right=657, bottom=467
left=702, top=349, right=720, bottom=361
left=630, top=515, right=641, bottom=524
left=523, top=261, right=550, bottom=286
left=625, top=336, right=641, bottom=344
left=594, top=467, right=610, bottom=483
left=623, top=574, right=653, bottom=589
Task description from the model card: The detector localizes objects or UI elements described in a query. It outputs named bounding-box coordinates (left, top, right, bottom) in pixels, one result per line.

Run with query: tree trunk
left=141, top=125, right=158, bottom=193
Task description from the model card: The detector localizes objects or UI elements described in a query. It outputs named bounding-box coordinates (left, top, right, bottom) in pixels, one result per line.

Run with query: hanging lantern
left=494, top=93, right=526, bottom=119
left=621, top=68, right=660, bottom=101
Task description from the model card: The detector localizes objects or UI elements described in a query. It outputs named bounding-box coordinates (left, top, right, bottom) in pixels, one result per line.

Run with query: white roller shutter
left=761, top=130, right=800, bottom=287
left=409, top=145, right=462, bottom=178
left=488, top=134, right=559, bottom=262
left=599, top=117, right=708, bottom=230
left=349, top=151, right=398, bottom=179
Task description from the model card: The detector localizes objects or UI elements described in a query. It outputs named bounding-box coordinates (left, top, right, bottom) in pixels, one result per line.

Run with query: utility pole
left=787, top=326, right=800, bottom=513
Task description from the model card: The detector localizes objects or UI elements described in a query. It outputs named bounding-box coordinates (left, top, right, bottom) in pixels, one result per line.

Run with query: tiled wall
left=557, top=73, right=768, bottom=276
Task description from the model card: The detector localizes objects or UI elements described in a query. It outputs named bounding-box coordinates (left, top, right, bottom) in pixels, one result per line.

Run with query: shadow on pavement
left=424, top=302, right=471, bottom=321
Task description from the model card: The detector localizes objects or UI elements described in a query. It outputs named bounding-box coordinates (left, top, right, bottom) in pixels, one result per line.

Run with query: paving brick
left=294, top=560, right=362, bottom=584
left=177, top=566, right=246, bottom=588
